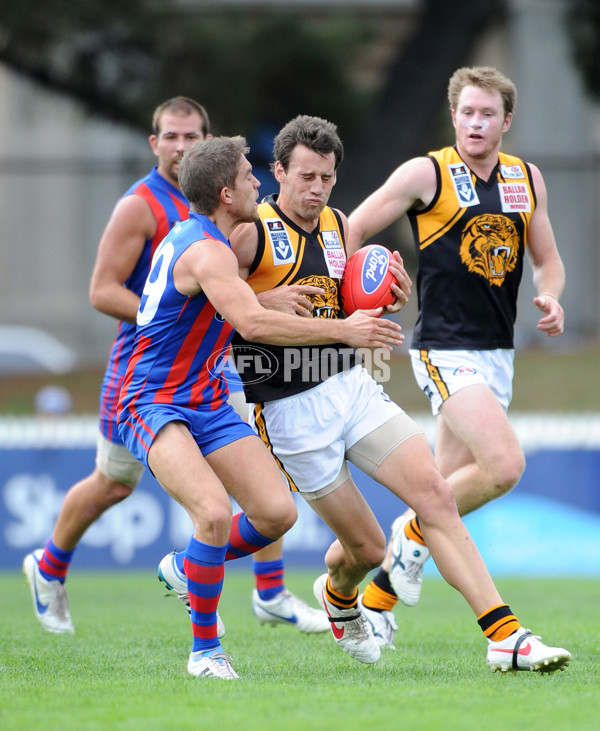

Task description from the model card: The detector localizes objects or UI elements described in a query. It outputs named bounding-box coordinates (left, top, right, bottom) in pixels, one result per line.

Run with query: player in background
left=349, top=67, right=566, bottom=618
left=116, top=135, right=404, bottom=678
left=163, top=115, right=570, bottom=673
left=22, top=96, right=326, bottom=636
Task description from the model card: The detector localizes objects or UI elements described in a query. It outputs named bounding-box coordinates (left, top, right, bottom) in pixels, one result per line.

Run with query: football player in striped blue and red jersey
left=116, top=135, right=403, bottom=679
left=23, top=97, right=210, bottom=634
left=23, top=95, right=328, bottom=641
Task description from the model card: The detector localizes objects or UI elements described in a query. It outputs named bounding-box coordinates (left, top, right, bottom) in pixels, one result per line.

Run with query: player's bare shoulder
left=108, top=192, right=158, bottom=240
left=392, top=155, right=437, bottom=210
left=230, top=220, right=259, bottom=276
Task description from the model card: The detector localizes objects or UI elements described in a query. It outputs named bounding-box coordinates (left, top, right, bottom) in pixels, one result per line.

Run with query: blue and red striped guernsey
left=118, top=213, right=233, bottom=416
left=99, top=167, right=189, bottom=442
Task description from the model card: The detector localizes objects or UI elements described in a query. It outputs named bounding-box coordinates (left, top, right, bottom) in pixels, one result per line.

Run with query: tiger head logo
left=459, top=214, right=520, bottom=286
left=296, top=275, right=339, bottom=318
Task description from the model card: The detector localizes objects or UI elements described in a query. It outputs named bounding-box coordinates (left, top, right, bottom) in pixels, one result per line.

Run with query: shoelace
left=209, top=651, right=233, bottom=664
left=343, top=613, right=371, bottom=641
left=54, top=585, right=70, bottom=619
left=403, top=560, right=425, bottom=581
left=207, top=652, right=237, bottom=677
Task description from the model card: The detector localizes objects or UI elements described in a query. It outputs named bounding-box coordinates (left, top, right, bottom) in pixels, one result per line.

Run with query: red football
left=340, top=244, right=396, bottom=316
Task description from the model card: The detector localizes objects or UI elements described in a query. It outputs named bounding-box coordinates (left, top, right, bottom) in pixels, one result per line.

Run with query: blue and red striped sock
left=225, top=512, right=274, bottom=560
left=183, top=536, right=226, bottom=654
left=253, top=558, right=285, bottom=601
left=173, top=512, right=275, bottom=599
left=38, top=539, right=74, bottom=584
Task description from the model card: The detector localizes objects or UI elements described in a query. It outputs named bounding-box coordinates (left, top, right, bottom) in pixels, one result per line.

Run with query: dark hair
left=179, top=136, right=248, bottom=214
left=448, top=66, right=517, bottom=116
left=151, top=96, right=211, bottom=136
left=272, top=115, right=344, bottom=173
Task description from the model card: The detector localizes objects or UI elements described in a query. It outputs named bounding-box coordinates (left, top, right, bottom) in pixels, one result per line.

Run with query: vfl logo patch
left=460, top=213, right=519, bottom=286
left=449, top=162, right=479, bottom=207
left=265, top=218, right=295, bottom=265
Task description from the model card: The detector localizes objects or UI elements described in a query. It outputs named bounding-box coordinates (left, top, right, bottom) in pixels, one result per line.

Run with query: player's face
left=452, top=85, right=512, bottom=162
left=150, top=111, right=206, bottom=186
left=230, top=155, right=261, bottom=223
left=275, top=144, right=337, bottom=229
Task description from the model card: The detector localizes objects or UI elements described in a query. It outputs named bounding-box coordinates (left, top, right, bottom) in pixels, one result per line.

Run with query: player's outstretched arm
left=347, top=156, right=435, bottom=252
left=180, top=239, right=403, bottom=349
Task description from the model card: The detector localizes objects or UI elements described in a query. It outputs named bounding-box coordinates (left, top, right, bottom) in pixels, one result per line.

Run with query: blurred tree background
left=0, top=0, right=597, bottom=209
left=0, top=0, right=503, bottom=206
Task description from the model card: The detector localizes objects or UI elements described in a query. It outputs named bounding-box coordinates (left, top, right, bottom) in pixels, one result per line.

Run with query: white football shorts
left=409, top=348, right=515, bottom=416
left=249, top=364, right=422, bottom=499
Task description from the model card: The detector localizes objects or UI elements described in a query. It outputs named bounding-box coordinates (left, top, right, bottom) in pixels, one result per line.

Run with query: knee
left=96, top=474, right=135, bottom=508
left=362, top=539, right=386, bottom=571
left=353, top=528, right=387, bottom=573
left=269, top=501, right=297, bottom=538
left=489, top=451, right=526, bottom=497
left=253, top=498, right=297, bottom=540
left=191, top=499, right=233, bottom=538
left=412, top=473, right=458, bottom=524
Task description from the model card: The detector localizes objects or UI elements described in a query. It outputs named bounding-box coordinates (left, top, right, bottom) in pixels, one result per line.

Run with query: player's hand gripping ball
left=340, top=244, right=397, bottom=316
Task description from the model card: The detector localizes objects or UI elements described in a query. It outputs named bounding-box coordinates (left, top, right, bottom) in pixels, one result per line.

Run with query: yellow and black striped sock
left=362, top=569, right=398, bottom=612
left=477, top=604, right=521, bottom=641
left=405, top=516, right=427, bottom=546
left=325, top=576, right=358, bottom=610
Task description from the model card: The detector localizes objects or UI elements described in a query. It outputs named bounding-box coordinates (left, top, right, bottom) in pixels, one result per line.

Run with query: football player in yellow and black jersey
left=350, top=67, right=569, bottom=670
left=230, top=114, right=569, bottom=672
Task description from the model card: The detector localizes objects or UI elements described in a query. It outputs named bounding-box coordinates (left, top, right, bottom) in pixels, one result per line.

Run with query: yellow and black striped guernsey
left=232, top=195, right=360, bottom=402
left=408, top=146, right=536, bottom=350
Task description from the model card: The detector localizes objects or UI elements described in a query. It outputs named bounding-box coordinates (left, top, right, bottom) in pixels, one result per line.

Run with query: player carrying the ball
left=164, top=114, right=570, bottom=673
left=117, top=135, right=402, bottom=680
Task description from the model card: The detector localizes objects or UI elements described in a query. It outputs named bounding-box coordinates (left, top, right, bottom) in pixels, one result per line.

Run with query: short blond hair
left=448, top=66, right=517, bottom=116
left=179, top=136, right=248, bottom=214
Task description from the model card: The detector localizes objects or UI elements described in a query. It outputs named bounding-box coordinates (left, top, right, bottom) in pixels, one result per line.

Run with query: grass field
left=1, top=570, right=598, bottom=731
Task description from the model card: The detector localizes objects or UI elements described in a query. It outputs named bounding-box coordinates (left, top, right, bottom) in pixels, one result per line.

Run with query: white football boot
left=187, top=649, right=239, bottom=679
left=486, top=627, right=571, bottom=673
left=389, top=514, right=430, bottom=606
left=23, top=549, right=74, bottom=634
left=358, top=595, right=397, bottom=649
left=252, top=588, right=330, bottom=633
left=313, top=574, right=380, bottom=664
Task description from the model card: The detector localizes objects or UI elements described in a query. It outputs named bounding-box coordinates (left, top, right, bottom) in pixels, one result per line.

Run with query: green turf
left=1, top=570, right=598, bottom=730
